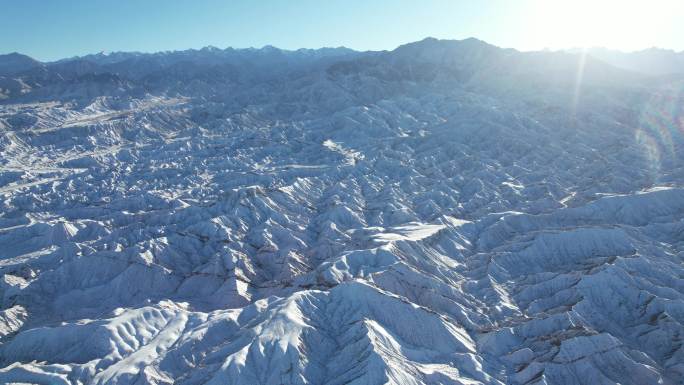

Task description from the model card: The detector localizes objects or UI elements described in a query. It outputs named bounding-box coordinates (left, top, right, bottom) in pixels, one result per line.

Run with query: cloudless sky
left=1, top=0, right=683, bottom=61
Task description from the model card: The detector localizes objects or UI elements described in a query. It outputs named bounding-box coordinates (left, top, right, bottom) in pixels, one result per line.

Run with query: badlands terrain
left=0, top=38, right=684, bottom=384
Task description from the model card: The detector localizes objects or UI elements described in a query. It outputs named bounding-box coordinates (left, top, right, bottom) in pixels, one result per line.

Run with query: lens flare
left=635, top=85, right=684, bottom=179
left=572, top=48, right=588, bottom=114
left=635, top=128, right=661, bottom=178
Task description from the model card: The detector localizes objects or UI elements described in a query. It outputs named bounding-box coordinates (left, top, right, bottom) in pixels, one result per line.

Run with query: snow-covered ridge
left=0, top=38, right=683, bottom=384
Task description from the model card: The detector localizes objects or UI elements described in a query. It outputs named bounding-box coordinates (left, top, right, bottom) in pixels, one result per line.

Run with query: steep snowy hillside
left=0, top=38, right=683, bottom=385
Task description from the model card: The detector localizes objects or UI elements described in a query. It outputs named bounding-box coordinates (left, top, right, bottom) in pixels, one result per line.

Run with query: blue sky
left=1, top=0, right=683, bottom=61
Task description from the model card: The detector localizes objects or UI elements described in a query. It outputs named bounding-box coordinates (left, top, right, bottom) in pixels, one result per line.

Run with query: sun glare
left=526, top=0, right=683, bottom=50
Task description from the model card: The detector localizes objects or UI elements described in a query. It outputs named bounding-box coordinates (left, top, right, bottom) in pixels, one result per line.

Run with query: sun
left=524, top=0, right=683, bottom=51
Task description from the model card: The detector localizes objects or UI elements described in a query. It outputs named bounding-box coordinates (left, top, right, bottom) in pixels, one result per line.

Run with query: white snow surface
left=1, top=38, right=684, bottom=384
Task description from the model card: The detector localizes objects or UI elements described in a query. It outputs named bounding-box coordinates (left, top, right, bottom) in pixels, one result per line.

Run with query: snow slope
left=0, top=38, right=683, bottom=384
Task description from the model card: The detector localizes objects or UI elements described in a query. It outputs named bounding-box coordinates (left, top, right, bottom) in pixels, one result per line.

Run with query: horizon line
left=3, top=36, right=683, bottom=63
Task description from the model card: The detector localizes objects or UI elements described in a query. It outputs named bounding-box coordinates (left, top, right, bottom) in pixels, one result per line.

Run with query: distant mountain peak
left=576, top=46, right=684, bottom=76
left=0, top=52, right=42, bottom=75
left=200, top=45, right=221, bottom=52
left=394, top=36, right=497, bottom=52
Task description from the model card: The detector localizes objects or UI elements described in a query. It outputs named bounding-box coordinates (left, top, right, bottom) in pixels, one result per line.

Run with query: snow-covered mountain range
left=1, top=38, right=683, bottom=384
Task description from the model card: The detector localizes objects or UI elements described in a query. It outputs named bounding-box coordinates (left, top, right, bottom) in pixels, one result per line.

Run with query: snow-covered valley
left=1, top=38, right=684, bottom=384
